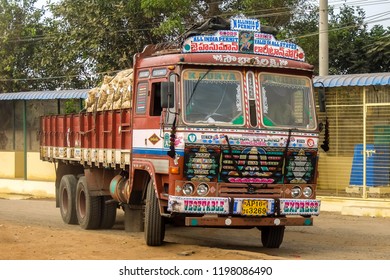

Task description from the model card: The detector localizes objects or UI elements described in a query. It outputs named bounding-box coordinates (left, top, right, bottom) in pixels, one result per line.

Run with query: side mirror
left=318, top=86, right=326, bottom=112
left=161, top=82, right=174, bottom=108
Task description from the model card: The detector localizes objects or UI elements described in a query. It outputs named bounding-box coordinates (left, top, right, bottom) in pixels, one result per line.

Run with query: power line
left=328, top=0, right=390, bottom=7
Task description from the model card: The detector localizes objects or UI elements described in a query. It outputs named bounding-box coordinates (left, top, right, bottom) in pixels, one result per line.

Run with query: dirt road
left=1, top=197, right=389, bottom=260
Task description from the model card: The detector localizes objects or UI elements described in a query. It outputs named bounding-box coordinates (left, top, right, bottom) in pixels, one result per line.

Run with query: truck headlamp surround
left=291, top=186, right=302, bottom=198
left=182, top=183, right=194, bottom=195
left=303, top=186, right=313, bottom=198
left=197, top=183, right=209, bottom=196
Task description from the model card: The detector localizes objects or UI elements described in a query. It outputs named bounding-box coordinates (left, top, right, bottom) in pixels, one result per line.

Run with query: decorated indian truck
left=40, top=17, right=321, bottom=248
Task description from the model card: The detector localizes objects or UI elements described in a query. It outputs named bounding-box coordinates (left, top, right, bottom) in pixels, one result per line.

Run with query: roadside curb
left=0, top=179, right=55, bottom=199
left=318, top=196, right=390, bottom=218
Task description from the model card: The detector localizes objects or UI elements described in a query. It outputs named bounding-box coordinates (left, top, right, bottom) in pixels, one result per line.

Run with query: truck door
left=132, top=68, right=168, bottom=158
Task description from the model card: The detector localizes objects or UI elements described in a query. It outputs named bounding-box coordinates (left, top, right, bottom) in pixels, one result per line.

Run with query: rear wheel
left=144, top=179, right=165, bottom=246
left=59, top=175, right=78, bottom=225
left=261, top=226, right=285, bottom=248
left=100, top=196, right=117, bottom=229
left=76, top=176, right=101, bottom=229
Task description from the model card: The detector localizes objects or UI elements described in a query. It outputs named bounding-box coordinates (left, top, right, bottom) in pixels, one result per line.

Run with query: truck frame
left=40, top=17, right=321, bottom=248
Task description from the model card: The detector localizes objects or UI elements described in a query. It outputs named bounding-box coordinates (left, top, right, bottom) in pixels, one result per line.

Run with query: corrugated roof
left=313, top=73, right=390, bottom=88
left=0, top=89, right=89, bottom=100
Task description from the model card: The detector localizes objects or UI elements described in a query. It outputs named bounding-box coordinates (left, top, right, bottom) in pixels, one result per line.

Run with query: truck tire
left=76, top=176, right=101, bottom=229
left=261, top=226, right=285, bottom=248
left=100, top=196, right=117, bottom=229
left=59, top=175, right=78, bottom=225
left=144, top=179, right=165, bottom=246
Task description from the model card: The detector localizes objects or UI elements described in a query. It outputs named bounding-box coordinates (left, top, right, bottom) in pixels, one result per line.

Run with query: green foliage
left=0, top=0, right=47, bottom=92
left=239, top=0, right=305, bottom=27
left=43, top=0, right=307, bottom=88
left=365, top=26, right=390, bottom=73
left=327, top=5, right=368, bottom=74
left=139, top=0, right=304, bottom=37
left=48, top=0, right=158, bottom=87
left=283, top=3, right=390, bottom=75
left=0, top=0, right=390, bottom=93
left=279, top=1, right=319, bottom=67
left=141, top=0, right=192, bottom=37
left=64, top=99, right=81, bottom=114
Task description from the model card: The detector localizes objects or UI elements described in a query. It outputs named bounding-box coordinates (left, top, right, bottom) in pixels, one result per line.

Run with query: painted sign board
left=182, top=18, right=305, bottom=61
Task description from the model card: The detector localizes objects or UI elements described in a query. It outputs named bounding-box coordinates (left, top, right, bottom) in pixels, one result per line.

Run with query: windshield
left=183, top=69, right=244, bottom=125
left=260, top=73, right=316, bottom=129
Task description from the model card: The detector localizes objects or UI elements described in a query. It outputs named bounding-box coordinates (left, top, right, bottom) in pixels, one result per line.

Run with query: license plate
left=241, top=200, right=268, bottom=216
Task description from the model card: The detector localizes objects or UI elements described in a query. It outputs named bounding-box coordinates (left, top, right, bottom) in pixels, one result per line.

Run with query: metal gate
left=317, top=85, right=390, bottom=199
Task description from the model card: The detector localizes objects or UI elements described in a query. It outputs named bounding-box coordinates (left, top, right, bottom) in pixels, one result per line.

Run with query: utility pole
left=319, top=0, right=329, bottom=76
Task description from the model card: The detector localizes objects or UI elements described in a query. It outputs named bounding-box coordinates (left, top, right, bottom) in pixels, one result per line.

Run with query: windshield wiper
left=186, top=68, right=212, bottom=108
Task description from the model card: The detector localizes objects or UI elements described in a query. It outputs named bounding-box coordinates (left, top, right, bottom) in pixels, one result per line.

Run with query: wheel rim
left=61, top=187, right=69, bottom=214
left=79, top=189, right=86, bottom=219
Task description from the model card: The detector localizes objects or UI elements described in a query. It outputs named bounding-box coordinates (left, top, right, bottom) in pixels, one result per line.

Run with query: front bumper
left=168, top=196, right=320, bottom=227
left=184, top=215, right=314, bottom=227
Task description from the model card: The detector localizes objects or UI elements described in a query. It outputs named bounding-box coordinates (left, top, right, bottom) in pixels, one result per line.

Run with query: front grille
left=184, top=145, right=220, bottom=181
left=219, top=183, right=283, bottom=198
left=220, top=145, right=284, bottom=184
left=184, top=143, right=318, bottom=185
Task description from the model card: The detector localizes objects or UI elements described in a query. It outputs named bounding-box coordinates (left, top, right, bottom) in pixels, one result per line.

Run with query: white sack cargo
left=85, top=68, right=133, bottom=112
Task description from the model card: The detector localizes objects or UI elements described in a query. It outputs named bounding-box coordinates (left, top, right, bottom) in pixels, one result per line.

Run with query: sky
left=328, top=0, right=390, bottom=28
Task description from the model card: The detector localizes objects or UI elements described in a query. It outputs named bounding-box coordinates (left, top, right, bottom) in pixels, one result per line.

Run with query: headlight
left=197, top=183, right=209, bottom=196
left=182, top=183, right=194, bottom=195
left=291, top=186, right=302, bottom=198
left=303, top=186, right=313, bottom=198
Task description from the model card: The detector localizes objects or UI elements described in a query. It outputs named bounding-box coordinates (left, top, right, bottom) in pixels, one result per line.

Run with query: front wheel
left=260, top=226, right=285, bottom=248
left=144, top=179, right=165, bottom=246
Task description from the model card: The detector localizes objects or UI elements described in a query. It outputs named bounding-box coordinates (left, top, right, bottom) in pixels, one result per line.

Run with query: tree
left=141, top=0, right=304, bottom=38
left=43, top=0, right=305, bottom=88
left=365, top=25, right=390, bottom=73
left=46, top=0, right=160, bottom=89
left=327, top=5, right=369, bottom=74
left=0, top=0, right=47, bottom=92
left=2, top=0, right=389, bottom=92
left=278, top=1, right=319, bottom=69
left=283, top=3, right=390, bottom=75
